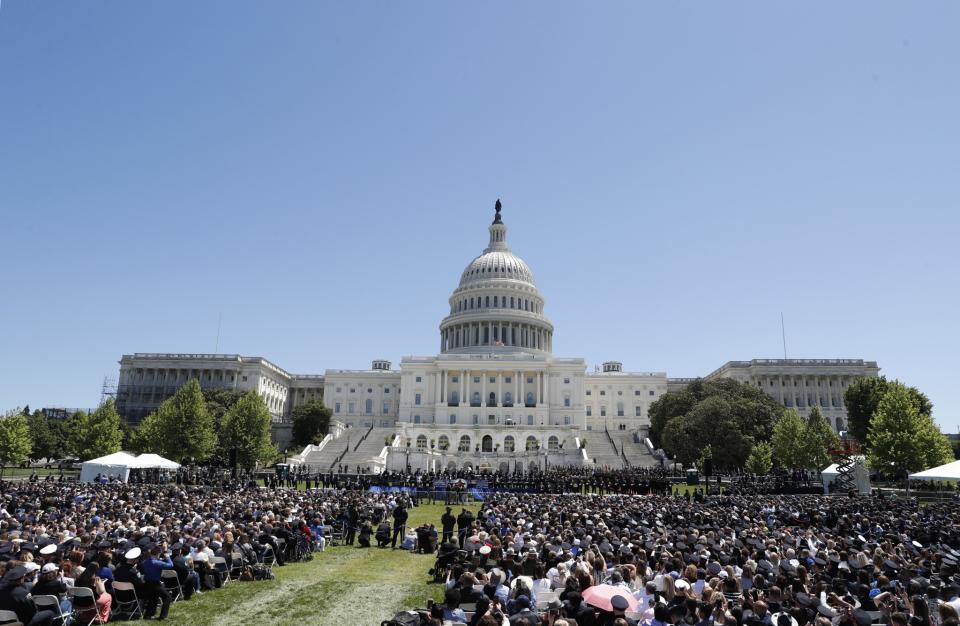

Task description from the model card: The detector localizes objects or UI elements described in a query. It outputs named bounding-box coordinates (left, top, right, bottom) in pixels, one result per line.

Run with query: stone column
left=460, top=370, right=466, bottom=406
left=493, top=372, right=500, bottom=408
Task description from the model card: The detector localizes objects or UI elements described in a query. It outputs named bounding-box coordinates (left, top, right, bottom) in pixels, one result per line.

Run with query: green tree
left=770, top=410, right=807, bottom=470
left=802, top=405, right=839, bottom=471
left=129, top=412, right=164, bottom=455
left=291, top=399, right=332, bottom=447
left=867, top=382, right=953, bottom=479
left=27, top=411, right=69, bottom=462
left=220, top=392, right=277, bottom=469
left=67, top=399, right=124, bottom=461
left=657, top=380, right=784, bottom=469
left=844, top=376, right=932, bottom=448
left=138, top=379, right=218, bottom=463
left=745, top=442, right=773, bottom=475
left=0, top=410, right=33, bottom=476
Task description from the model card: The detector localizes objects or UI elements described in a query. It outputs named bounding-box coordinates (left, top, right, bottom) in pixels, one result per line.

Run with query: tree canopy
left=220, top=392, right=277, bottom=469
left=0, top=410, right=32, bottom=473
left=770, top=410, right=808, bottom=470
left=867, top=381, right=952, bottom=479
left=291, top=399, right=332, bottom=448
left=652, top=379, right=784, bottom=468
left=66, top=400, right=124, bottom=461
left=132, top=379, right=218, bottom=463
left=844, top=376, right=932, bottom=448
left=802, top=405, right=839, bottom=471
left=745, top=442, right=773, bottom=475
left=27, top=411, right=67, bottom=462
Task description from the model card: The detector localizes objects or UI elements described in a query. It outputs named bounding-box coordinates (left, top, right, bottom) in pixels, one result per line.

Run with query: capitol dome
left=439, top=201, right=553, bottom=354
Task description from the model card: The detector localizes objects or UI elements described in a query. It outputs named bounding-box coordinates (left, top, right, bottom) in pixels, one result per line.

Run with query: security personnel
left=440, top=507, right=456, bottom=544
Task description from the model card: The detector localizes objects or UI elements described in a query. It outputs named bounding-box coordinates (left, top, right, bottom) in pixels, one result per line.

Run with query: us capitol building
left=115, top=202, right=879, bottom=472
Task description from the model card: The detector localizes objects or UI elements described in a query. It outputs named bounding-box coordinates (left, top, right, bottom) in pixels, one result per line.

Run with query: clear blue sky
left=1, top=2, right=958, bottom=429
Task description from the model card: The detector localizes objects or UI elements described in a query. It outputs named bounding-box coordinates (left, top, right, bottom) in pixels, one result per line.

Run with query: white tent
left=80, top=452, right=138, bottom=483
left=131, top=454, right=180, bottom=470
left=908, top=460, right=960, bottom=481
left=79, top=452, right=180, bottom=482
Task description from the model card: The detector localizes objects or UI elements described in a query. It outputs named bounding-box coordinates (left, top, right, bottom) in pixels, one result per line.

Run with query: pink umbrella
left=582, top=584, right=640, bottom=613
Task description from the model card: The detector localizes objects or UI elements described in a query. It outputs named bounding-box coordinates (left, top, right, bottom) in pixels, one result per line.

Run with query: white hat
left=23, top=562, right=41, bottom=573
left=479, top=545, right=492, bottom=555
left=41, top=563, right=59, bottom=574
left=39, top=544, right=57, bottom=556
left=125, top=547, right=141, bottom=560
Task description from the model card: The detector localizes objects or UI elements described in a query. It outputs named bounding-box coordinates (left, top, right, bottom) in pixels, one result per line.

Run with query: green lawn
left=162, top=502, right=478, bottom=626
left=0, top=467, right=78, bottom=478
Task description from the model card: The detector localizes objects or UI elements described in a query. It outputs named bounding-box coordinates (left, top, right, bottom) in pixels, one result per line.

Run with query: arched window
left=471, top=391, right=481, bottom=406
left=617, top=402, right=624, bottom=417
left=526, top=391, right=535, bottom=406
left=488, top=392, right=496, bottom=406
left=458, top=435, right=471, bottom=452
left=438, top=435, right=450, bottom=451
left=510, top=296, right=515, bottom=308
left=503, top=436, right=515, bottom=452
left=548, top=436, right=559, bottom=450
left=482, top=435, right=493, bottom=452
left=416, top=435, right=427, bottom=450
left=485, top=296, right=490, bottom=307
left=365, top=399, right=373, bottom=414
left=503, top=391, right=513, bottom=406
left=526, top=436, right=538, bottom=451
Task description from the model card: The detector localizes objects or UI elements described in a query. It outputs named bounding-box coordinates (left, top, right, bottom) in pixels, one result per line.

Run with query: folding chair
left=161, top=568, right=184, bottom=602
left=69, top=586, right=107, bottom=626
left=0, top=609, right=21, bottom=625
left=259, top=545, right=277, bottom=574
left=31, top=595, right=71, bottom=626
left=211, top=556, right=231, bottom=585
left=229, top=549, right=246, bottom=579
left=111, top=581, right=144, bottom=620
left=322, top=525, right=336, bottom=547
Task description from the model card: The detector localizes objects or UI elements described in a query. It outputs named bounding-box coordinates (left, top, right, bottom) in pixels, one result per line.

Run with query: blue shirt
left=141, top=557, right=174, bottom=582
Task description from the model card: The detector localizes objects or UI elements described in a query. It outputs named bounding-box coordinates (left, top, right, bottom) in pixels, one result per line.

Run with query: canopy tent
left=908, top=459, right=960, bottom=482
left=131, top=454, right=180, bottom=470
left=79, top=452, right=138, bottom=483
left=79, top=452, right=180, bottom=482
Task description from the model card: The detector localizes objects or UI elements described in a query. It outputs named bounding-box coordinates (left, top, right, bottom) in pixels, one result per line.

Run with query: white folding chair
left=31, top=594, right=71, bottom=626
left=69, top=587, right=106, bottom=626
left=0, top=609, right=21, bottom=625
left=111, top=581, right=143, bottom=620
left=161, top=569, right=184, bottom=602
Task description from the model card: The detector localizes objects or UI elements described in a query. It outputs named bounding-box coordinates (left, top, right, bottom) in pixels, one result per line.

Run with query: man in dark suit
left=441, top=507, right=456, bottom=544
left=456, top=507, right=474, bottom=545
left=391, top=504, right=408, bottom=549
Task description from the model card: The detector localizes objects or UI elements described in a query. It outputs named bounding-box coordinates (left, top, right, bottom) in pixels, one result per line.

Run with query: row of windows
left=335, top=386, right=392, bottom=394
left=453, top=294, right=541, bottom=315
left=415, top=434, right=561, bottom=452
left=758, top=378, right=849, bottom=387
left=334, top=400, right=396, bottom=415
left=411, top=414, right=572, bottom=426
left=586, top=405, right=644, bottom=417
left=586, top=389, right=655, bottom=396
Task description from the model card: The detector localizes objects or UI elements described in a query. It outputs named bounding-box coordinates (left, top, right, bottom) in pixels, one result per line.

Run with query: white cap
left=39, top=544, right=57, bottom=555
left=41, top=563, right=59, bottom=574
left=125, top=547, right=142, bottom=560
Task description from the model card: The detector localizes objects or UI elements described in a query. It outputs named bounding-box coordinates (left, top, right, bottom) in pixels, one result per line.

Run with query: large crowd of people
left=409, top=490, right=960, bottom=626
left=3, top=469, right=960, bottom=626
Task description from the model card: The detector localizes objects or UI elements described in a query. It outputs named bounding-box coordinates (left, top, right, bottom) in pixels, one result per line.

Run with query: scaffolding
left=829, top=436, right=861, bottom=493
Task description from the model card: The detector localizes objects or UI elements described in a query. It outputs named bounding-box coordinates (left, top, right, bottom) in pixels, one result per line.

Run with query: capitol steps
left=298, top=427, right=396, bottom=472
